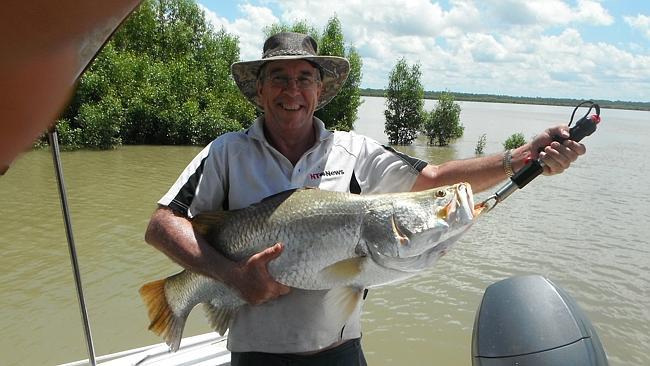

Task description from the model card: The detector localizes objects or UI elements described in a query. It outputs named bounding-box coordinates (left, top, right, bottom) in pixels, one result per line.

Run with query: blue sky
left=198, top=0, right=650, bottom=102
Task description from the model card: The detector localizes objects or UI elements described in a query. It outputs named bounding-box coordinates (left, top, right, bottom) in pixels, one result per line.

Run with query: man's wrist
left=502, top=149, right=514, bottom=178
left=509, top=145, right=531, bottom=174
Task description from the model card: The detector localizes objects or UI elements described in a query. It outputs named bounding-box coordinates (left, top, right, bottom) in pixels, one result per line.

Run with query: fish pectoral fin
left=324, top=286, right=364, bottom=329
left=203, top=303, right=238, bottom=336
left=191, top=211, right=230, bottom=236
left=319, top=257, right=365, bottom=284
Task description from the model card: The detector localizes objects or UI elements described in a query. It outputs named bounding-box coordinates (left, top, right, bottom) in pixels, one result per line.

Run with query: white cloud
left=199, top=3, right=278, bottom=61
left=276, top=0, right=446, bottom=35
left=484, top=0, right=613, bottom=27
left=420, top=24, right=650, bottom=101
left=198, top=0, right=649, bottom=101
left=464, top=33, right=510, bottom=63
left=198, top=3, right=228, bottom=30
left=625, top=14, right=650, bottom=39
left=575, top=0, right=614, bottom=26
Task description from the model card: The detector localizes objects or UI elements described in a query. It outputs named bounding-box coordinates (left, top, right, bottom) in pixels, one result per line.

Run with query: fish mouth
left=456, top=183, right=485, bottom=221
left=456, top=182, right=490, bottom=220
left=472, top=202, right=487, bottom=218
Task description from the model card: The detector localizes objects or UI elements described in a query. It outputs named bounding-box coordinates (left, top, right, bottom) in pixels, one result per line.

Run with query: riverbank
left=361, top=88, right=650, bottom=111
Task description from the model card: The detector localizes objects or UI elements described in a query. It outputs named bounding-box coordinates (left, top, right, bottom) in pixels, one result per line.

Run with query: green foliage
left=77, top=95, right=124, bottom=149
left=263, top=21, right=320, bottom=42
left=60, top=0, right=255, bottom=149
left=422, top=91, right=464, bottom=146
left=54, top=119, right=82, bottom=149
left=315, top=16, right=363, bottom=131
left=503, top=132, right=527, bottom=150
left=475, top=133, right=487, bottom=155
left=384, top=58, right=424, bottom=145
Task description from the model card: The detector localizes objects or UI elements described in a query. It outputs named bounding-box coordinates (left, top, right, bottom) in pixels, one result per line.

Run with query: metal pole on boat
left=48, top=128, right=97, bottom=366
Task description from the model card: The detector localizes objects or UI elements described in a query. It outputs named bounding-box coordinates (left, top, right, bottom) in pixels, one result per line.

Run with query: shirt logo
left=309, top=169, right=345, bottom=180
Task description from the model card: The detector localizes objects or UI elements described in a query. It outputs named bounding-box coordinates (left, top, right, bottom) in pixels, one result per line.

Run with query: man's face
left=257, top=59, right=322, bottom=133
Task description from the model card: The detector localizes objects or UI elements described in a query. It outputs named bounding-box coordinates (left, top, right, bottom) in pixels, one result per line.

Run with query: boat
left=60, top=333, right=230, bottom=366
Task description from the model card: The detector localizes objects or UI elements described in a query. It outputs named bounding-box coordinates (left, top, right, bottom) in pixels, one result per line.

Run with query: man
left=145, top=32, right=585, bottom=365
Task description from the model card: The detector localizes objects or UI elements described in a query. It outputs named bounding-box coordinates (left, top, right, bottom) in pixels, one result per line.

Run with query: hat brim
left=231, top=55, right=350, bottom=111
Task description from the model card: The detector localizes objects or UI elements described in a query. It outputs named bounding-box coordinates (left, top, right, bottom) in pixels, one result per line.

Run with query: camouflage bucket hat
left=231, top=32, right=350, bottom=111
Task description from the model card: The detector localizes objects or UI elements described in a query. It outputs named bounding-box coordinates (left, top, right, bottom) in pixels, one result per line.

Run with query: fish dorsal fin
left=191, top=211, right=230, bottom=236
left=259, top=188, right=300, bottom=203
left=259, top=187, right=319, bottom=202
left=192, top=187, right=320, bottom=235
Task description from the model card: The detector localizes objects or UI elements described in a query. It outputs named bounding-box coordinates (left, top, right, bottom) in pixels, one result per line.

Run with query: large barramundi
left=140, top=183, right=485, bottom=351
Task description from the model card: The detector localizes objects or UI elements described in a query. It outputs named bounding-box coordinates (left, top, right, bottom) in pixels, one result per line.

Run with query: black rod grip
left=512, top=160, right=544, bottom=187
left=564, top=115, right=598, bottom=143
left=512, top=115, right=599, bottom=189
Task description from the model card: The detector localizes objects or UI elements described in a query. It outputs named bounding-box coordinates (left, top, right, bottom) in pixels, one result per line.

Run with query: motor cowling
left=472, top=275, right=608, bottom=366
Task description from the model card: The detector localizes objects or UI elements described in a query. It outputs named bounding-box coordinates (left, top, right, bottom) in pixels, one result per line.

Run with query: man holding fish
left=143, top=32, right=586, bottom=365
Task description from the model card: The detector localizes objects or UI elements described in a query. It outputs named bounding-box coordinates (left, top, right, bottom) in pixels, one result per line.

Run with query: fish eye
left=435, top=190, right=446, bottom=198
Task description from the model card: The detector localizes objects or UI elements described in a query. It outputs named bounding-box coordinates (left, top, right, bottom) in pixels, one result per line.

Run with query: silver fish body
left=140, top=183, right=483, bottom=351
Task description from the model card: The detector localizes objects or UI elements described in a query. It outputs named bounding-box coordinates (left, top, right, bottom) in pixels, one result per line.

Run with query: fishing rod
left=481, top=101, right=601, bottom=212
left=48, top=127, right=97, bottom=366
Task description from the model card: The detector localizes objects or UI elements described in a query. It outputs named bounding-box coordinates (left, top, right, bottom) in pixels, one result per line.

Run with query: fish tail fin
left=324, top=286, right=364, bottom=330
left=139, top=279, right=187, bottom=352
left=203, top=303, right=238, bottom=336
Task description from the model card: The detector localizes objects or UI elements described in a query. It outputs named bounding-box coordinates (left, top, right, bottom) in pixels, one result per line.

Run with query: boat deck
left=60, top=333, right=230, bottom=366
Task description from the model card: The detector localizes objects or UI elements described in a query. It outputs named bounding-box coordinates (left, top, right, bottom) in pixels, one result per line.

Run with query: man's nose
left=283, top=78, right=301, bottom=93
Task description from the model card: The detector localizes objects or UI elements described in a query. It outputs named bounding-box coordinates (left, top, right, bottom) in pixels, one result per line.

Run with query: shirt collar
left=247, top=116, right=333, bottom=143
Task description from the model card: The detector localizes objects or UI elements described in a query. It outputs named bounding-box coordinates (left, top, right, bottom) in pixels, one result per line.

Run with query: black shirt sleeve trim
left=382, top=145, right=428, bottom=172
left=168, top=155, right=208, bottom=216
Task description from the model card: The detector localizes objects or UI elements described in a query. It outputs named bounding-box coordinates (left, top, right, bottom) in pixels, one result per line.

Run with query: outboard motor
left=472, top=275, right=608, bottom=366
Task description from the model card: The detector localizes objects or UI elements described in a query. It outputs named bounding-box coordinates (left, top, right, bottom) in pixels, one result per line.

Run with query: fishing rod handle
left=511, top=114, right=600, bottom=189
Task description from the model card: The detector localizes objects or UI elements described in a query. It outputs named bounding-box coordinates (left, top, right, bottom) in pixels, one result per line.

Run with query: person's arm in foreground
left=145, top=206, right=290, bottom=305
left=412, top=125, right=586, bottom=193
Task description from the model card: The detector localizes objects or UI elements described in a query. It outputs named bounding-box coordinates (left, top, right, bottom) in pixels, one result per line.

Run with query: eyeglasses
left=267, top=74, right=320, bottom=89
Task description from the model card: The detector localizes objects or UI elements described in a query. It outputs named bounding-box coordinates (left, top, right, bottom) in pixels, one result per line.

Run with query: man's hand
left=227, top=243, right=291, bottom=305
left=529, top=125, right=587, bottom=176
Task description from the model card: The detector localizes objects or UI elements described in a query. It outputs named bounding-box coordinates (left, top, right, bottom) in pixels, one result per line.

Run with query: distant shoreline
left=360, top=88, right=650, bottom=111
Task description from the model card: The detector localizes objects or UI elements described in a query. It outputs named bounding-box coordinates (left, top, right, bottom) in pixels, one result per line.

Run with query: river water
left=1, top=97, right=648, bottom=365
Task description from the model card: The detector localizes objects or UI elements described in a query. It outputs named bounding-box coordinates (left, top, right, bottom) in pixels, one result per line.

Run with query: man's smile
left=278, top=102, right=303, bottom=111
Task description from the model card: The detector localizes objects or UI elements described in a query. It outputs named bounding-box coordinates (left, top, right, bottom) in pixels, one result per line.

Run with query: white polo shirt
left=159, top=116, right=427, bottom=353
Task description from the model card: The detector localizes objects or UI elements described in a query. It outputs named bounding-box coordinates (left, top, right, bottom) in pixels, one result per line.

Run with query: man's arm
left=144, top=206, right=290, bottom=305
left=412, top=125, right=587, bottom=193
